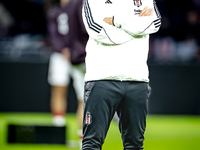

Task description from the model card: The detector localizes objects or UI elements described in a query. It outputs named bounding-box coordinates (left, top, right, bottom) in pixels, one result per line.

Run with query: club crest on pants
left=85, top=111, right=92, bottom=125
left=133, top=0, right=142, bottom=7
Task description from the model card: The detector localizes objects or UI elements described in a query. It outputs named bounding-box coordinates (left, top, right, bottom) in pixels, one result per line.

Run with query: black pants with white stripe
left=82, top=80, right=151, bottom=150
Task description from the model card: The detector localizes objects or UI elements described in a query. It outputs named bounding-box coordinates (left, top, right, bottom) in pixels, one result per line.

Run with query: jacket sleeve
left=48, top=8, right=66, bottom=53
left=114, top=0, right=161, bottom=36
left=82, top=0, right=134, bottom=45
left=77, top=0, right=89, bottom=41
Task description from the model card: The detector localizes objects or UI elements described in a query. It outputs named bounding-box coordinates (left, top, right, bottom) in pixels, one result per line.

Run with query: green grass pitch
left=0, top=113, right=200, bottom=150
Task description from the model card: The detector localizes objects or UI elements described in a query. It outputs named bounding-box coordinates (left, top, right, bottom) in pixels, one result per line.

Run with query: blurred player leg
left=48, top=52, right=71, bottom=126
left=71, top=63, right=85, bottom=148
left=50, top=86, right=67, bottom=126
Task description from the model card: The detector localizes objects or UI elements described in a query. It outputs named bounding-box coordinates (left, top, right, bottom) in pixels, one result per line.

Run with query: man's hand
left=103, top=17, right=114, bottom=26
left=139, top=6, right=153, bottom=17
left=61, top=48, right=71, bottom=62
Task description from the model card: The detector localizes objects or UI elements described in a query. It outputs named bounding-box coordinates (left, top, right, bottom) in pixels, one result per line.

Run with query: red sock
left=52, top=111, right=65, bottom=116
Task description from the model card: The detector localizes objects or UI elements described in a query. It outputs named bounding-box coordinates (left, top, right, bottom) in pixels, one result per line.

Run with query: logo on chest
left=133, top=0, right=142, bottom=7
left=134, top=9, right=142, bottom=15
left=105, top=0, right=112, bottom=4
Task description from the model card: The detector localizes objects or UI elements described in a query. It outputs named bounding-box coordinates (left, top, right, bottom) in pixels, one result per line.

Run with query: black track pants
left=82, top=80, right=150, bottom=150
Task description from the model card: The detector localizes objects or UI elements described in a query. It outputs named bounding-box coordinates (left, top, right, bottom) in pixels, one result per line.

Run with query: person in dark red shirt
left=45, top=0, right=88, bottom=146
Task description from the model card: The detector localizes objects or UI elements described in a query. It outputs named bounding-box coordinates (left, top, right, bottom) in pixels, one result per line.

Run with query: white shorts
left=48, top=52, right=85, bottom=101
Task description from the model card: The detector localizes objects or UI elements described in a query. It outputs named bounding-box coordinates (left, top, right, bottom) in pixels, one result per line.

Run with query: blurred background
left=0, top=0, right=200, bottom=150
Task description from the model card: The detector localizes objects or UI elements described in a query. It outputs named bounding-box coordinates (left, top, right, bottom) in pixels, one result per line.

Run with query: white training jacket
left=82, top=0, right=161, bottom=82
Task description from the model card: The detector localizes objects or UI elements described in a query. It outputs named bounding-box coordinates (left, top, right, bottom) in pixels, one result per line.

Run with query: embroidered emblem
left=105, top=0, right=112, bottom=4
left=133, top=0, right=142, bottom=7
left=85, top=111, right=92, bottom=125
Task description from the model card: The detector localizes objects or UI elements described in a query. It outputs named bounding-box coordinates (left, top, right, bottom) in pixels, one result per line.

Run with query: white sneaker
left=52, top=115, right=66, bottom=126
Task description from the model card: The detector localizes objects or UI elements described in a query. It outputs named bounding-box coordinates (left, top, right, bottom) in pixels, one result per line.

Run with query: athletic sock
left=52, top=111, right=66, bottom=126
